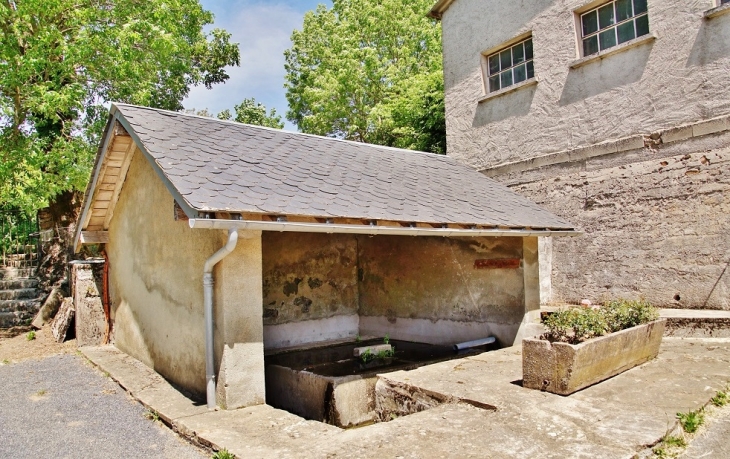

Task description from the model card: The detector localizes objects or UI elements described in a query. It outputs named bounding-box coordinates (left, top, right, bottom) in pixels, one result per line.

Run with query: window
left=485, top=38, right=534, bottom=93
left=580, top=0, right=649, bottom=57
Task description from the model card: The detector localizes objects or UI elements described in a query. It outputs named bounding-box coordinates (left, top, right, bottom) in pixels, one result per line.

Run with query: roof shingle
left=114, top=104, right=574, bottom=230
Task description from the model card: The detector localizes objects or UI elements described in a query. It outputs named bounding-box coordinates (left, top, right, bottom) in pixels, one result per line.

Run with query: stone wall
left=496, top=128, right=730, bottom=309
left=441, top=0, right=730, bottom=170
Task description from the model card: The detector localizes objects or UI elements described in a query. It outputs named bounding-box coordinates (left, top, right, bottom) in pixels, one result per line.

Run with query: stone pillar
left=538, top=236, right=553, bottom=305
left=72, top=261, right=107, bottom=347
left=514, top=237, right=542, bottom=344
left=213, top=230, right=265, bottom=410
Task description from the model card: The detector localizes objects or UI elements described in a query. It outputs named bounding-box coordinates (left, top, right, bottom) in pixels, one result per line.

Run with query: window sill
left=705, top=3, right=730, bottom=19
left=569, top=33, right=657, bottom=69
left=478, top=77, right=538, bottom=103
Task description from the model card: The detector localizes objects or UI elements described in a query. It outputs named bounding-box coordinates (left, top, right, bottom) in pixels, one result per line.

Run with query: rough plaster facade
left=107, top=152, right=266, bottom=408
left=442, top=0, right=730, bottom=170
left=262, top=233, right=541, bottom=347
left=440, top=0, right=730, bottom=308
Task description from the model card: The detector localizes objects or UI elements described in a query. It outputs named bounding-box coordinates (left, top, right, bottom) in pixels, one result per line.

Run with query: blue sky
left=183, top=0, right=330, bottom=130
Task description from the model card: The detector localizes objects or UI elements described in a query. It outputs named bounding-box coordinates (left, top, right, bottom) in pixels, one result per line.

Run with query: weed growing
left=383, top=334, right=390, bottom=345
left=26, top=331, right=36, bottom=341
left=359, top=347, right=395, bottom=363
left=212, top=449, right=235, bottom=459
left=711, top=388, right=728, bottom=407
left=144, top=409, right=160, bottom=422
left=1, top=359, right=9, bottom=365
left=36, top=389, right=47, bottom=396
left=652, top=434, right=687, bottom=458
left=677, top=409, right=704, bottom=433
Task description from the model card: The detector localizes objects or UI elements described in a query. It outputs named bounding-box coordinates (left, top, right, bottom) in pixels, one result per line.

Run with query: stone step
left=0, top=278, right=39, bottom=290
left=0, top=299, right=41, bottom=314
left=3, top=252, right=38, bottom=261
left=0, top=267, right=37, bottom=280
left=0, top=310, right=34, bottom=328
left=0, top=288, right=39, bottom=301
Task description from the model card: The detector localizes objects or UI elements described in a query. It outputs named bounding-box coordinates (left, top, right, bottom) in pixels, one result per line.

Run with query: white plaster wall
left=442, top=0, right=730, bottom=169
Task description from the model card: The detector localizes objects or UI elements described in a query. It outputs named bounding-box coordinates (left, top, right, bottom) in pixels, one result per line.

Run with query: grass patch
left=212, top=449, right=235, bottom=459
left=26, top=330, right=36, bottom=341
left=711, top=388, right=729, bottom=407
left=677, top=409, right=704, bottom=434
left=1, top=359, right=9, bottom=365
left=652, top=434, right=687, bottom=458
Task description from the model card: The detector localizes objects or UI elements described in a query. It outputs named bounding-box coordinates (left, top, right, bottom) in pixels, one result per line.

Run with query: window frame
left=575, top=0, right=650, bottom=58
left=479, top=33, right=536, bottom=98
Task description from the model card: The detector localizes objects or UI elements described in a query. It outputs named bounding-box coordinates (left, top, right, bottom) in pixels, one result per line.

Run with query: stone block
left=72, top=263, right=107, bottom=347
left=31, top=287, right=64, bottom=328
left=522, top=319, right=665, bottom=395
left=51, top=297, right=74, bottom=343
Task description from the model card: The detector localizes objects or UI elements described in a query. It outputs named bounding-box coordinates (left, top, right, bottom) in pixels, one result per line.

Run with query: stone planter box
left=522, top=319, right=665, bottom=395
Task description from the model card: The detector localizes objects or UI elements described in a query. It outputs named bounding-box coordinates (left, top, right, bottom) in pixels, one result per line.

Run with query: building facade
left=432, top=0, right=730, bottom=308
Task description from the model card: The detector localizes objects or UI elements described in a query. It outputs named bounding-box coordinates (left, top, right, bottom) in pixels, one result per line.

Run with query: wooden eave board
left=83, top=133, right=136, bottom=232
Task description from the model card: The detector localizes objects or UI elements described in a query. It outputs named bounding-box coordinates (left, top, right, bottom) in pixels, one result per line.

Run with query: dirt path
left=0, top=326, right=77, bottom=364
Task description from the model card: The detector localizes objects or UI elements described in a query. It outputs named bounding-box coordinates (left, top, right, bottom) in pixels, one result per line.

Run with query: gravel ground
left=0, top=354, right=208, bottom=459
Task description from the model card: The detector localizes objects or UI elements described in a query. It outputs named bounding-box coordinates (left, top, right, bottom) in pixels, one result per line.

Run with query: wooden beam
left=103, top=143, right=137, bottom=229
left=80, top=231, right=109, bottom=244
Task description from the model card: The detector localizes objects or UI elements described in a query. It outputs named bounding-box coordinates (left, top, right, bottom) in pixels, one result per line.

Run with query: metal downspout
left=203, top=228, right=239, bottom=409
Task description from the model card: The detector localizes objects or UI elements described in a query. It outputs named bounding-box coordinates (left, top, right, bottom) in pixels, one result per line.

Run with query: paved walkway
left=82, top=336, right=730, bottom=459
left=0, top=354, right=207, bottom=459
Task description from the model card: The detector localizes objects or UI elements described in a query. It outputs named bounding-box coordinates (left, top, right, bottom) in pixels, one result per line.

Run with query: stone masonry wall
left=499, top=130, right=730, bottom=309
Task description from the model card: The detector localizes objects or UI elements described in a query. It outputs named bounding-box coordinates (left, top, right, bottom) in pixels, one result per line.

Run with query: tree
left=284, top=0, right=445, bottom=153
left=216, top=98, right=284, bottom=129
left=0, top=0, right=240, bottom=212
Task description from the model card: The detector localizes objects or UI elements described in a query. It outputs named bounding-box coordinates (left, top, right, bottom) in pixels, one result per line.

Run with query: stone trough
left=265, top=338, right=497, bottom=428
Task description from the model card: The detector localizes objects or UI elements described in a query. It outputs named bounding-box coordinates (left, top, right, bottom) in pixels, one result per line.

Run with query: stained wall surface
left=107, top=152, right=265, bottom=403
left=508, top=132, right=730, bottom=309
left=441, top=0, right=730, bottom=170
left=262, top=233, right=531, bottom=347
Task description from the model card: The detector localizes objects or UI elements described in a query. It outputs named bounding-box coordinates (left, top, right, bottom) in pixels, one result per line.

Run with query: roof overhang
left=428, top=0, right=456, bottom=19
left=189, top=218, right=581, bottom=238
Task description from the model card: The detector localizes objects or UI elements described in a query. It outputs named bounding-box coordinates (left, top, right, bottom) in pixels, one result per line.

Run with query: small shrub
left=542, top=299, right=659, bottom=344
left=26, top=331, right=36, bottom=341
left=212, top=449, right=235, bottom=459
left=383, top=334, right=390, bottom=345
left=711, top=388, right=729, bottom=407
left=677, top=409, right=704, bottom=433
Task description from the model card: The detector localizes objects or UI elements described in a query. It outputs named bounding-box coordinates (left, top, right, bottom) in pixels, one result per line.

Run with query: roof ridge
left=112, top=103, right=456, bottom=161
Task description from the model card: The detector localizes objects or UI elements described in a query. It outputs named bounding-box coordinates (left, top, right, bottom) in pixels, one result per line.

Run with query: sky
left=183, top=0, right=331, bottom=131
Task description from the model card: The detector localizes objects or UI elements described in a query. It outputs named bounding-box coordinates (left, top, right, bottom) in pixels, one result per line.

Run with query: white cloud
left=184, top=2, right=306, bottom=130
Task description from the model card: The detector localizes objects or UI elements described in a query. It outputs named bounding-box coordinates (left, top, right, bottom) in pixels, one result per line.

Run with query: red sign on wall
left=474, top=258, right=521, bottom=269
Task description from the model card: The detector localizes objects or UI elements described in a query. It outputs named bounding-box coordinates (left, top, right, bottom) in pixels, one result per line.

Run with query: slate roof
left=111, top=104, right=574, bottom=230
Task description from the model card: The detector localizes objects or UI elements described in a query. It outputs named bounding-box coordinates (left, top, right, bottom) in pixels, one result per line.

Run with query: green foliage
left=212, top=449, right=235, bottom=459
left=542, top=299, right=659, bottom=344
left=711, top=388, right=729, bottom=407
left=677, top=409, right=704, bottom=434
left=0, top=0, right=240, bottom=212
left=285, top=0, right=445, bottom=153
left=662, top=436, right=687, bottom=448
left=2, top=359, right=10, bottom=365
left=383, top=334, right=390, bottom=345
left=359, top=347, right=395, bottom=363
left=601, top=299, right=659, bottom=333
left=144, top=409, right=160, bottom=422
left=26, top=331, right=36, bottom=341
left=216, top=98, right=284, bottom=129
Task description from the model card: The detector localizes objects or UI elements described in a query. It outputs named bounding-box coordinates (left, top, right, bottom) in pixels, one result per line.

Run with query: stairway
left=0, top=264, right=43, bottom=328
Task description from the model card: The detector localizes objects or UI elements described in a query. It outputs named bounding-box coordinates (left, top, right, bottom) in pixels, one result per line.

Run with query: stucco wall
left=262, top=232, right=359, bottom=348
left=260, top=233, right=532, bottom=347
left=108, top=152, right=265, bottom=403
left=441, top=0, right=730, bottom=170
left=506, top=132, right=730, bottom=309
left=358, top=235, right=526, bottom=345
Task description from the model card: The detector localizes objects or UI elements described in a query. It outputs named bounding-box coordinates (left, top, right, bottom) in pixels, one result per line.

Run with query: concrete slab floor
left=81, top=337, right=730, bottom=459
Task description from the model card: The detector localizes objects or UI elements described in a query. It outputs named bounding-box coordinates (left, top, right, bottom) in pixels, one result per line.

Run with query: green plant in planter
left=542, top=299, right=659, bottom=344
left=359, top=347, right=395, bottom=363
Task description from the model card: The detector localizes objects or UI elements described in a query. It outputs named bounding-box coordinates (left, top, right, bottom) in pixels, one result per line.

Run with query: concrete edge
left=481, top=113, right=730, bottom=177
